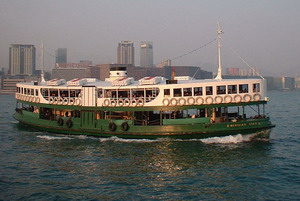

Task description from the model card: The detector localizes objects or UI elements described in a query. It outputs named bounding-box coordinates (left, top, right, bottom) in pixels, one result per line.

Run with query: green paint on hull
left=13, top=111, right=275, bottom=139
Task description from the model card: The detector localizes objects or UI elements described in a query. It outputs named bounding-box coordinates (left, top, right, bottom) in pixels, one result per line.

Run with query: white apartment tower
left=117, top=41, right=134, bottom=65
left=140, top=41, right=153, bottom=68
left=9, top=44, right=36, bottom=76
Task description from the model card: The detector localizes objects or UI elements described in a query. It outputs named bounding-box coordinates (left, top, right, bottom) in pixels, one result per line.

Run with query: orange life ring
left=205, top=96, right=214, bottom=104
left=224, top=95, right=232, bottom=103
left=187, top=97, right=195, bottom=105
left=253, top=94, right=261, bottom=101
left=234, top=95, right=242, bottom=103
left=170, top=98, right=178, bottom=106
left=162, top=98, right=170, bottom=106
left=243, top=94, right=252, bottom=102
left=214, top=96, right=223, bottom=104
left=178, top=98, right=186, bottom=106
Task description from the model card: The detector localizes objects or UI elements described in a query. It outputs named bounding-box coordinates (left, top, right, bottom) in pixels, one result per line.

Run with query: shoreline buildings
left=9, top=44, right=36, bottom=76
left=117, top=41, right=134, bottom=66
left=140, top=41, right=153, bottom=68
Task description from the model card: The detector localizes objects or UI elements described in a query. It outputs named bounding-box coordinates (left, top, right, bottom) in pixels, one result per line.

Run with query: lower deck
left=14, top=101, right=275, bottom=139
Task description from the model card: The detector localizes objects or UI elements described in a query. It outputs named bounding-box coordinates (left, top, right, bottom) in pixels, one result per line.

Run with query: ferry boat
left=13, top=26, right=275, bottom=139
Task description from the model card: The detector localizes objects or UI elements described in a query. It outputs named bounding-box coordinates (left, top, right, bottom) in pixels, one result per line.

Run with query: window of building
left=206, top=86, right=213, bottom=95
left=228, top=85, right=237, bottom=94
left=118, top=89, right=129, bottom=99
left=239, top=84, right=249, bottom=93
left=253, top=83, right=260, bottom=92
left=97, top=88, right=103, bottom=98
left=173, top=88, right=182, bottom=97
left=164, top=89, right=170, bottom=96
left=217, top=85, right=226, bottom=95
left=183, top=88, right=192, bottom=96
left=194, top=87, right=203, bottom=96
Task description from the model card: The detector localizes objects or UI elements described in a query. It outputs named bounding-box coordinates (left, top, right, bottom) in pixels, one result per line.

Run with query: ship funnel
left=106, top=66, right=128, bottom=81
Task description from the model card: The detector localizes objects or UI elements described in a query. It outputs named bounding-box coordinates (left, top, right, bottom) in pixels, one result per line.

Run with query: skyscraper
left=117, top=41, right=134, bottom=65
left=55, top=48, right=67, bottom=64
left=9, top=44, right=36, bottom=76
left=140, top=41, right=153, bottom=68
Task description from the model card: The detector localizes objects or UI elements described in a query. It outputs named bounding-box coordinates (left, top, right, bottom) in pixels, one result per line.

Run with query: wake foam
left=37, top=135, right=73, bottom=140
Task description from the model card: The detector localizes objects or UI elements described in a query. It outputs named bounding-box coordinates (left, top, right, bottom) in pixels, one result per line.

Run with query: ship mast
left=40, top=40, right=46, bottom=83
left=215, top=22, right=223, bottom=80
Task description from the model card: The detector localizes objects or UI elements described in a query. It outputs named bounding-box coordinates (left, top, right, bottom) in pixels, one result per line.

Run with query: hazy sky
left=1, top=0, right=299, bottom=76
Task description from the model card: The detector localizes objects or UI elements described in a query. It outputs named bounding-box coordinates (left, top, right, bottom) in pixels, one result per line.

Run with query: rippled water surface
left=0, top=91, right=299, bottom=200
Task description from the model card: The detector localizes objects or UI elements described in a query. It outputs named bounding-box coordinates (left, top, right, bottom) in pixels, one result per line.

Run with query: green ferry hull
left=13, top=111, right=275, bottom=139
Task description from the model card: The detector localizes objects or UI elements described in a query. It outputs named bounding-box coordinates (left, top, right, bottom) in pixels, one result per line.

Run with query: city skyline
left=1, top=0, right=300, bottom=77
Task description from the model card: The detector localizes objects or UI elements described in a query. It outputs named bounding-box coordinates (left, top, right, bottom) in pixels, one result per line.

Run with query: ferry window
left=194, top=87, right=203, bottom=96
left=183, top=88, right=192, bottom=96
left=35, top=89, right=38, bottom=96
left=206, top=86, right=213, bottom=95
left=75, top=90, right=81, bottom=97
left=253, top=83, right=260, bottom=92
left=239, top=84, right=248, bottom=93
left=97, top=88, right=103, bottom=98
left=70, top=90, right=76, bottom=97
left=164, top=89, right=170, bottom=96
left=132, top=89, right=144, bottom=98
left=228, top=85, right=237, bottom=94
left=118, top=89, right=129, bottom=99
left=50, top=89, right=58, bottom=97
left=217, top=85, right=226, bottom=95
left=31, top=89, right=34, bottom=95
left=104, top=89, right=112, bottom=98
left=60, top=90, right=69, bottom=97
left=173, top=88, right=182, bottom=97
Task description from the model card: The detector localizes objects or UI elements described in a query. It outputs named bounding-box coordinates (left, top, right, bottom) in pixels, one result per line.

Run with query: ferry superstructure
left=13, top=25, right=275, bottom=139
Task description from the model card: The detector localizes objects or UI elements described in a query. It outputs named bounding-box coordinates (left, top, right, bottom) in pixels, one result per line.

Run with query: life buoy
left=253, top=94, right=261, bottom=101
left=215, top=96, right=223, bottom=104
left=234, top=95, right=242, bottom=103
left=69, top=98, right=75, bottom=105
left=118, top=99, right=124, bottom=106
left=224, top=95, right=232, bottom=103
left=109, top=122, right=116, bottom=131
left=35, top=97, right=40, bottom=103
left=187, top=97, right=195, bottom=105
left=121, top=122, right=129, bottom=131
left=205, top=96, right=214, bottom=104
left=243, top=94, right=252, bottom=102
left=75, top=98, right=81, bottom=105
left=57, top=118, right=64, bottom=126
left=162, top=98, right=170, bottom=106
left=137, top=98, right=144, bottom=107
left=63, top=98, right=69, bottom=105
left=170, top=98, right=178, bottom=106
left=196, top=97, right=204, bottom=105
left=110, top=99, right=117, bottom=107
left=178, top=98, right=186, bottom=106
left=66, top=119, right=73, bottom=128
left=123, top=98, right=130, bottom=106
left=131, top=99, right=137, bottom=107
left=49, top=97, right=54, bottom=104
left=103, top=99, right=110, bottom=106
left=58, top=97, right=64, bottom=105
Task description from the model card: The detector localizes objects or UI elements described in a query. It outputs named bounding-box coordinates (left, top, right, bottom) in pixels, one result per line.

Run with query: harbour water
left=0, top=91, right=299, bottom=200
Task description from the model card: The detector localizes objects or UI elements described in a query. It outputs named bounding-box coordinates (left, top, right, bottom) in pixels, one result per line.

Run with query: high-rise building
left=55, top=48, right=67, bottom=64
left=9, top=44, right=36, bottom=76
left=117, top=41, right=134, bottom=65
left=140, top=41, right=153, bottom=68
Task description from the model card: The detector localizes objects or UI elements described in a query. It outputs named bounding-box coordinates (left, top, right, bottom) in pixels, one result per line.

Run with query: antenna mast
left=40, top=40, right=46, bottom=82
left=215, top=22, right=223, bottom=80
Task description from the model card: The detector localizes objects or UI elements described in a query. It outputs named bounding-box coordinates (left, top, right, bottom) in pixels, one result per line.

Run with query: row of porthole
left=162, top=94, right=261, bottom=106
left=48, top=97, right=81, bottom=105
left=16, top=94, right=40, bottom=103
left=103, top=98, right=145, bottom=107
